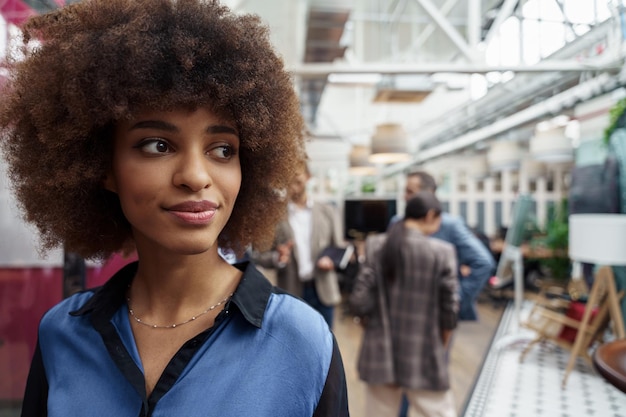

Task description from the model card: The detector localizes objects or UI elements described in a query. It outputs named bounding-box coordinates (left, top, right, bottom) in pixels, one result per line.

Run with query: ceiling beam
left=379, top=71, right=620, bottom=177
left=483, top=0, right=519, bottom=46
left=405, top=0, right=459, bottom=58
left=290, top=59, right=623, bottom=76
left=467, top=0, right=482, bottom=47
left=413, top=0, right=477, bottom=62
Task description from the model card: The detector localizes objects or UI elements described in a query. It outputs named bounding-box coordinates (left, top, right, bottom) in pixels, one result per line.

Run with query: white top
left=289, top=201, right=314, bottom=281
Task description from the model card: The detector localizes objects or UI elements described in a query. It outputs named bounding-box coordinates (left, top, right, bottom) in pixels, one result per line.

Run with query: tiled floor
left=462, top=301, right=626, bottom=417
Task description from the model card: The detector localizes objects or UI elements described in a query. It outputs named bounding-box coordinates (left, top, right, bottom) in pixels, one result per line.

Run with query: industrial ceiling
left=12, top=0, right=625, bottom=177
left=222, top=0, right=625, bottom=179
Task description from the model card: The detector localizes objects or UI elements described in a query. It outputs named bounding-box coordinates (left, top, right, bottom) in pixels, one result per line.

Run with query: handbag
left=347, top=235, right=386, bottom=321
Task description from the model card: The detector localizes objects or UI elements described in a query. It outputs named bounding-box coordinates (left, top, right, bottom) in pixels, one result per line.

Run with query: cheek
left=114, top=165, right=162, bottom=208
left=218, top=166, right=242, bottom=204
left=228, top=173, right=242, bottom=202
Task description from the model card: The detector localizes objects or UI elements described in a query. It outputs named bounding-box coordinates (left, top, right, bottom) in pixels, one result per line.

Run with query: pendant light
left=529, top=125, right=573, bottom=163
left=349, top=145, right=377, bottom=176
left=368, top=123, right=411, bottom=164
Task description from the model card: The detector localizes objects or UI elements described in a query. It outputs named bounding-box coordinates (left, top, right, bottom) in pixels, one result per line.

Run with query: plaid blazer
left=350, top=229, right=459, bottom=390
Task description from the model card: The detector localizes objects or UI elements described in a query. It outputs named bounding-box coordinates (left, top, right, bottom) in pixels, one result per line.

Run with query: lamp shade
left=368, top=123, right=411, bottom=164
left=530, top=125, right=573, bottom=162
left=569, top=214, right=626, bottom=265
left=487, top=141, right=521, bottom=171
left=465, top=154, right=490, bottom=179
left=349, top=145, right=377, bottom=175
left=521, top=157, right=546, bottom=179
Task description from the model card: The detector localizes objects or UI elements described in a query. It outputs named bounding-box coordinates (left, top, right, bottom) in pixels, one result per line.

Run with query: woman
left=0, top=1, right=349, bottom=416
left=349, top=191, right=459, bottom=417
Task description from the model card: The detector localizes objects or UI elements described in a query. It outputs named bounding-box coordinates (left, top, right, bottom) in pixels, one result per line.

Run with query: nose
left=172, top=150, right=212, bottom=192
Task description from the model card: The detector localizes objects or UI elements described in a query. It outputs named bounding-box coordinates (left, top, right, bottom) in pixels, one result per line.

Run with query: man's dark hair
left=382, top=191, right=442, bottom=284
left=407, top=170, right=438, bottom=193
left=405, top=191, right=442, bottom=220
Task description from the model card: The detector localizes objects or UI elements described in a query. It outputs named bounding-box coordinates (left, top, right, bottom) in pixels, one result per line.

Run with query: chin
left=159, top=240, right=218, bottom=256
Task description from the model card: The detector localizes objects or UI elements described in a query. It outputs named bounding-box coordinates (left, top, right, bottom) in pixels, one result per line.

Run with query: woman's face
left=105, top=107, right=241, bottom=256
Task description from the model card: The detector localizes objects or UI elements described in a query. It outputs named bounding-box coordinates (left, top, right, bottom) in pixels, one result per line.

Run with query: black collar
left=70, top=261, right=272, bottom=329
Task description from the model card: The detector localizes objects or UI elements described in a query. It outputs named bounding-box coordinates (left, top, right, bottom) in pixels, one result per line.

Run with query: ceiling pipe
left=379, top=72, right=619, bottom=177
left=413, top=17, right=621, bottom=148
left=290, top=60, right=622, bottom=76
left=293, top=13, right=618, bottom=78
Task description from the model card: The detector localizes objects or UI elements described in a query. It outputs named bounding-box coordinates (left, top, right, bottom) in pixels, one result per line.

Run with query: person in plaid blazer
left=350, top=192, right=460, bottom=417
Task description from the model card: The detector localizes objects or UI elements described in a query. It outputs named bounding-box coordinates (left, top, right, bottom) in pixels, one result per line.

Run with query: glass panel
left=477, top=201, right=485, bottom=234
left=459, top=201, right=468, bottom=225
left=495, top=201, right=503, bottom=230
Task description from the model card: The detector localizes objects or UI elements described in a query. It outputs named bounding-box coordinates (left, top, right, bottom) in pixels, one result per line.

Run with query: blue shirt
left=22, top=262, right=349, bottom=417
left=432, top=213, right=495, bottom=320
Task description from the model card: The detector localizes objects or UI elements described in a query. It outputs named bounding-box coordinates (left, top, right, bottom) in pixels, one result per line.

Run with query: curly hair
left=0, top=0, right=305, bottom=260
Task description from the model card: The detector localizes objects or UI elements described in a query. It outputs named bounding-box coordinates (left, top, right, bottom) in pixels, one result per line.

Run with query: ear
left=425, top=209, right=438, bottom=223
left=102, top=172, right=118, bottom=193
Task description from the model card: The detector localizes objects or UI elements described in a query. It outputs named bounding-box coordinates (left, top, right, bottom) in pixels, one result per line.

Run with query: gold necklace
left=127, top=292, right=233, bottom=329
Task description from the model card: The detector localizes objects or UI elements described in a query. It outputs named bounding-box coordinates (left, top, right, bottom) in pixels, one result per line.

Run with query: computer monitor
left=343, top=198, right=397, bottom=240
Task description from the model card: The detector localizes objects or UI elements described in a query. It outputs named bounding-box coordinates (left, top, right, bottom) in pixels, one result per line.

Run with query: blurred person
left=253, top=162, right=344, bottom=328
left=395, top=171, right=494, bottom=417
left=400, top=171, right=495, bottom=321
left=350, top=192, right=459, bottom=417
left=0, top=1, right=349, bottom=415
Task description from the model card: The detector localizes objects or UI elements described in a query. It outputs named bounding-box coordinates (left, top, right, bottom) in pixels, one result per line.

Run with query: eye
left=137, top=139, right=172, bottom=155
left=209, top=144, right=237, bottom=161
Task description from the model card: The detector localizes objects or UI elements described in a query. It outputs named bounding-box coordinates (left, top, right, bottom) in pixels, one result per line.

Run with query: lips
left=168, top=201, right=218, bottom=212
left=166, top=200, right=218, bottom=225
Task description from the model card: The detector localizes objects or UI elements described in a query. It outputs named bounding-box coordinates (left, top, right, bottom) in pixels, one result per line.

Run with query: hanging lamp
left=349, top=145, right=377, bottom=176
left=368, top=123, right=411, bottom=164
left=529, top=125, right=573, bottom=163
left=487, top=141, right=522, bottom=171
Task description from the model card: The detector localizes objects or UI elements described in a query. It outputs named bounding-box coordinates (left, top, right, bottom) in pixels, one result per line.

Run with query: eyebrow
left=128, top=120, right=238, bottom=135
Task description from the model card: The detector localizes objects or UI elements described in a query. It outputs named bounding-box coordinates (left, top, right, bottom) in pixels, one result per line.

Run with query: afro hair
left=0, top=0, right=306, bottom=259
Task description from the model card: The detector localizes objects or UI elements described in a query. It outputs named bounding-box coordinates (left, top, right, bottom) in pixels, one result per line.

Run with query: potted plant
left=529, top=198, right=570, bottom=281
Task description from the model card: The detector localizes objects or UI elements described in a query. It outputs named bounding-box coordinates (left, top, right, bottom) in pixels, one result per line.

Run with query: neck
left=128, top=248, right=241, bottom=320
left=291, top=194, right=308, bottom=208
left=404, top=218, right=429, bottom=235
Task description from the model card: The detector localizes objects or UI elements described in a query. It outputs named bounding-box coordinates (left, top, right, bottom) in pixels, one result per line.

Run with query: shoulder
left=258, top=291, right=335, bottom=377
left=313, top=200, right=338, bottom=215
left=430, top=237, right=456, bottom=257
left=38, top=290, right=97, bottom=339
left=41, top=291, right=95, bottom=323
left=441, top=212, right=464, bottom=229
left=366, top=233, right=386, bottom=246
left=263, top=291, right=333, bottom=351
left=365, top=233, right=387, bottom=256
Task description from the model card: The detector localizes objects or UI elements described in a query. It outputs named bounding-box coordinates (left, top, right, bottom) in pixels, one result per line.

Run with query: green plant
left=603, top=97, right=626, bottom=145
left=530, top=198, right=570, bottom=280
left=361, top=181, right=376, bottom=193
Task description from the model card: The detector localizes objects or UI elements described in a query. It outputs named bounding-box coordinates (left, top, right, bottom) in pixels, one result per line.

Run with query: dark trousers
left=302, top=281, right=334, bottom=328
